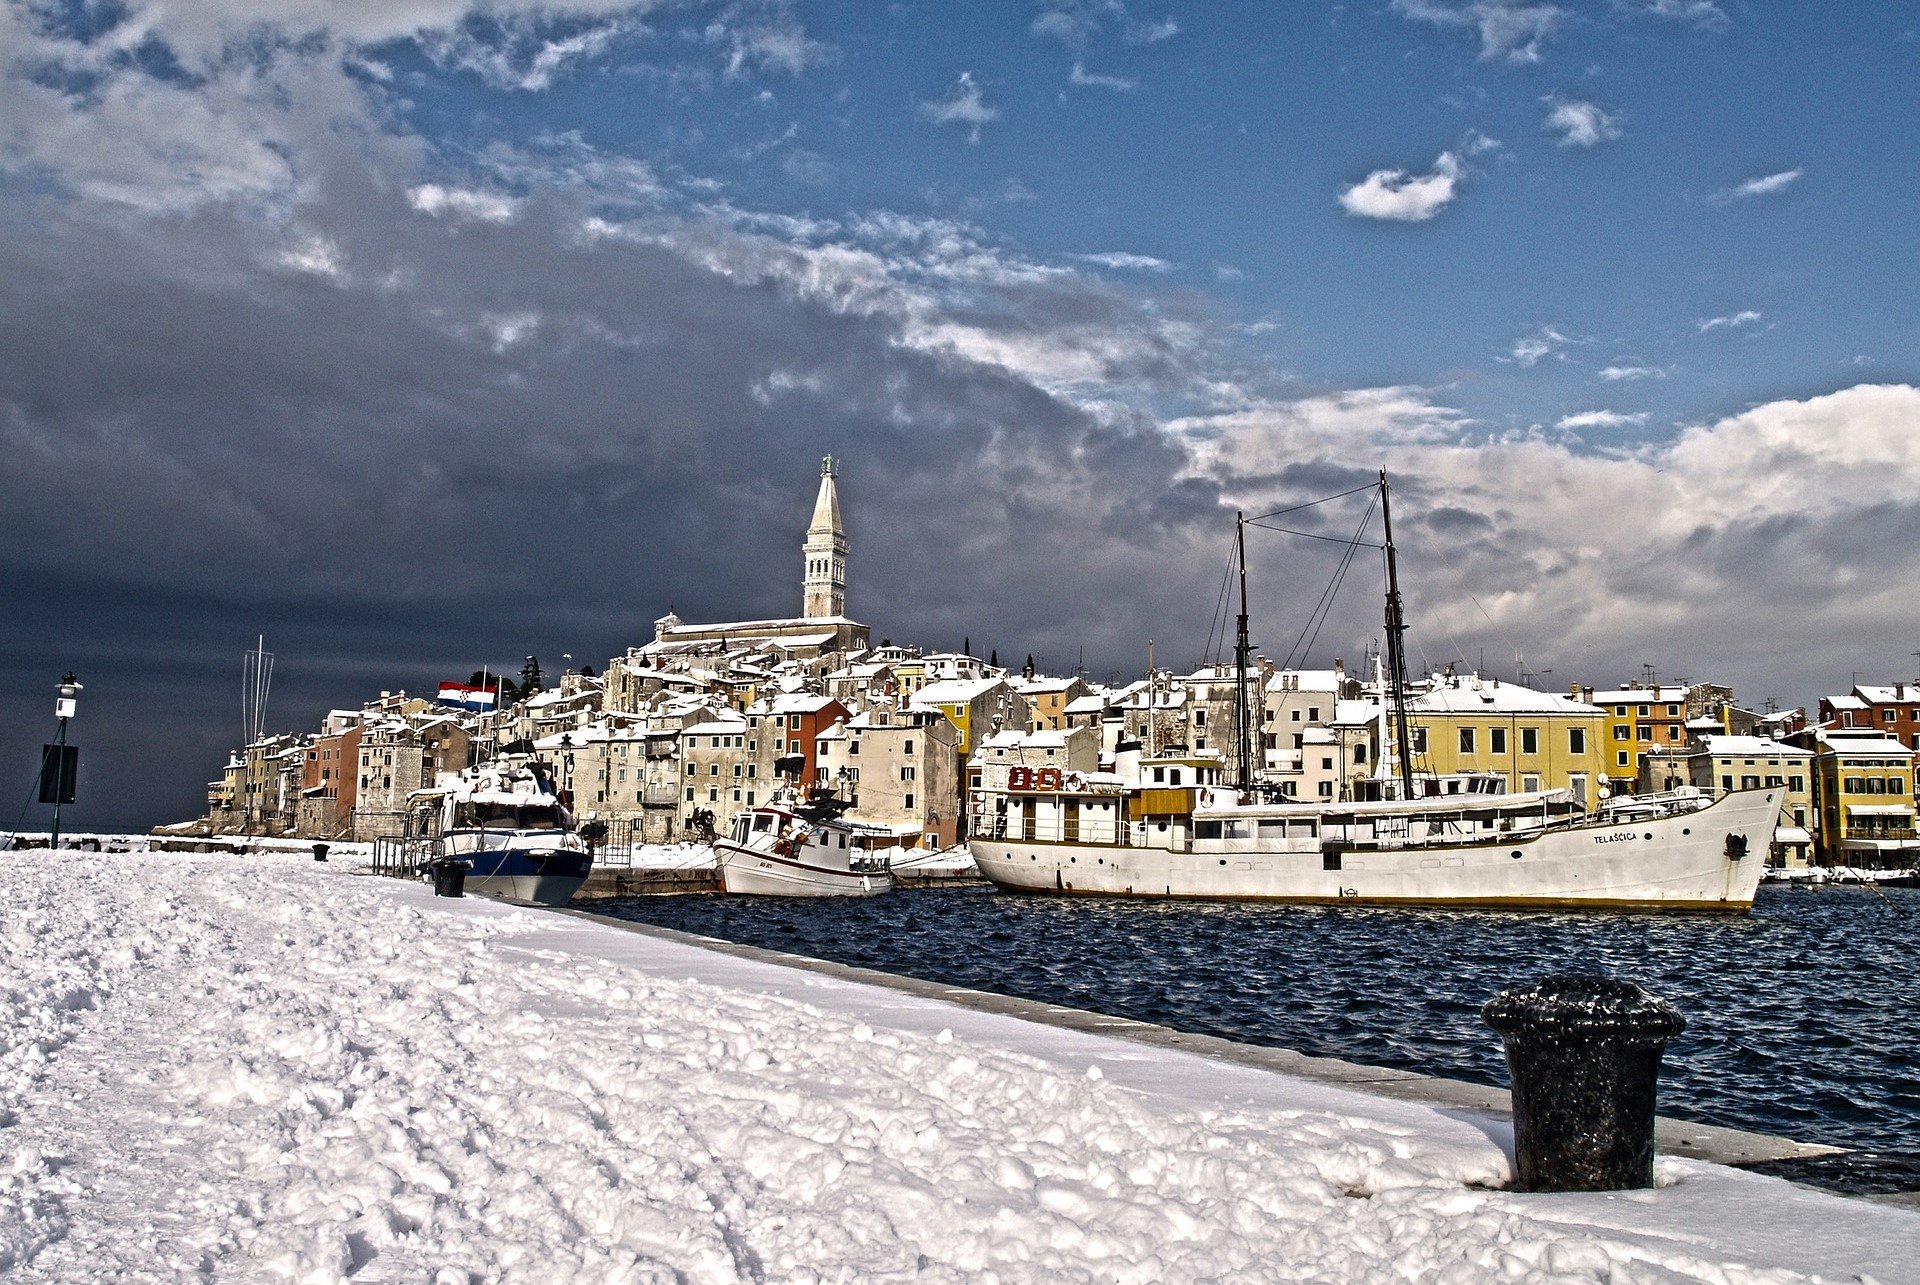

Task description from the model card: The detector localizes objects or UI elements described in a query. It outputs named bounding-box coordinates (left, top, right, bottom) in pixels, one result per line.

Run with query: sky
left=3, top=0, right=1918, bottom=831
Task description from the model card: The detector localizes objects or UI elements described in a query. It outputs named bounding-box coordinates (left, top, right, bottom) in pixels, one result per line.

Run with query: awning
left=1846, top=804, right=1914, bottom=817
left=1772, top=826, right=1813, bottom=844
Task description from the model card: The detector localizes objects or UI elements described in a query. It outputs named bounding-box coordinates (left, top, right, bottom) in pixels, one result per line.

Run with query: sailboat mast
left=1378, top=471, right=1416, bottom=800
left=1233, top=511, right=1254, bottom=791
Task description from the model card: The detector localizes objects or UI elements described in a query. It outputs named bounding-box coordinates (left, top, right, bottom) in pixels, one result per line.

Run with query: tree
left=579, top=663, right=597, bottom=678
left=518, top=655, right=544, bottom=698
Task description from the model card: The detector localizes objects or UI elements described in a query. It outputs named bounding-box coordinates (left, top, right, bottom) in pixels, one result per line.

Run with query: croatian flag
left=438, top=682, right=499, bottom=711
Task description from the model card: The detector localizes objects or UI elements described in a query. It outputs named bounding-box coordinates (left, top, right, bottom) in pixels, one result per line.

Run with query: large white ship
left=967, top=471, right=1774, bottom=913
left=968, top=754, right=1774, bottom=910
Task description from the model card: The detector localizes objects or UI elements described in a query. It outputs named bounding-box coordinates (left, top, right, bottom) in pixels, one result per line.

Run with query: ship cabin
left=971, top=749, right=1226, bottom=849
left=1191, top=787, right=1583, bottom=858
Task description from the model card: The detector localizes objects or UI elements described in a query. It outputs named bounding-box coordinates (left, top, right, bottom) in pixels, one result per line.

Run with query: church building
left=641, top=456, right=870, bottom=661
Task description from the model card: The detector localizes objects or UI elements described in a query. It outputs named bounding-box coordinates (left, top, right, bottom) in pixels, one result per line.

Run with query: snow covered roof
left=912, top=678, right=1007, bottom=706
left=682, top=716, right=748, bottom=737
left=1698, top=736, right=1811, bottom=759
left=1854, top=685, right=1920, bottom=704
left=769, top=693, right=839, bottom=714
left=1827, top=695, right=1868, bottom=711
left=1010, top=677, right=1079, bottom=695
left=1333, top=699, right=1382, bottom=726
left=1063, top=694, right=1108, bottom=715
left=1410, top=678, right=1599, bottom=715
left=1588, top=685, right=1691, bottom=704
left=978, top=729, right=1072, bottom=750
left=1265, top=670, right=1344, bottom=694
left=1814, top=731, right=1913, bottom=756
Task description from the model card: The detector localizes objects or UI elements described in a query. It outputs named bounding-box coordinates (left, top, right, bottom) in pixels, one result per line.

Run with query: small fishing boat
left=714, top=789, right=893, bottom=897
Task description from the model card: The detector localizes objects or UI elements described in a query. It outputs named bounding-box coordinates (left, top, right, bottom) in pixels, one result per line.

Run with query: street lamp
left=44, top=673, right=82, bottom=847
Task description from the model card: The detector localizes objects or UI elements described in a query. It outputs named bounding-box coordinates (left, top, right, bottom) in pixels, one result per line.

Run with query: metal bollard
left=312, top=843, right=329, bottom=862
left=1483, top=974, right=1685, bottom=1192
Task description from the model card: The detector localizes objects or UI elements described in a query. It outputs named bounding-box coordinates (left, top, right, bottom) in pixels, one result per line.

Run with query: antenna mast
left=1379, top=472, right=1415, bottom=801
left=1234, top=511, right=1255, bottom=791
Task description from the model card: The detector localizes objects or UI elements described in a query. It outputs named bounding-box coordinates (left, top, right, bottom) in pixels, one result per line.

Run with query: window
left=1617, top=751, right=1629, bottom=767
left=1721, top=774, right=1734, bottom=792
left=790, top=715, right=802, bottom=730
left=1354, top=744, right=1368, bottom=763
left=1153, top=767, right=1166, bottom=783
left=901, top=766, right=917, bottom=781
left=1741, top=775, right=1760, bottom=790
left=1491, top=728, right=1507, bottom=755
left=685, top=787, right=694, bottom=802
left=732, top=764, right=742, bottom=777
left=1789, top=775, right=1804, bottom=792
left=1521, top=728, right=1538, bottom=755
left=710, top=764, right=719, bottom=776
left=1614, top=725, right=1631, bottom=740
left=1637, top=726, right=1652, bottom=741
left=1317, top=781, right=1333, bottom=799
left=1195, top=709, right=1207, bottom=727
left=746, top=791, right=755, bottom=806
left=904, top=793, right=915, bottom=809
left=904, top=739, right=914, bottom=754
left=1459, top=727, right=1476, bottom=754
left=1638, top=705, right=1650, bottom=717
left=1668, top=726, right=1682, bottom=741
left=1569, top=728, right=1587, bottom=755
left=1765, top=775, right=1783, bottom=788
left=850, top=740, right=860, bottom=756
left=1291, top=709, right=1302, bottom=722
left=708, top=787, right=718, bottom=801
left=1410, top=727, right=1429, bottom=754
left=1307, top=706, right=1321, bottom=722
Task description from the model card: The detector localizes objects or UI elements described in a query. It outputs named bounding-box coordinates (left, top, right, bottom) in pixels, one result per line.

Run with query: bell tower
left=802, top=455, right=846, bottom=619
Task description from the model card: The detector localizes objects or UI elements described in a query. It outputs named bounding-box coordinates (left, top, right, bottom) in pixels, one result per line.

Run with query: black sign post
left=44, top=674, right=82, bottom=847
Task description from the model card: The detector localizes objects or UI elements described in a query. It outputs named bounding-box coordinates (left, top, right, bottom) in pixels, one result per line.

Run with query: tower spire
left=803, top=455, right=846, bottom=619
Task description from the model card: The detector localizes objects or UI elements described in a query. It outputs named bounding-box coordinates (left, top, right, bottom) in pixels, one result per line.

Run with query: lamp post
left=48, top=673, right=82, bottom=848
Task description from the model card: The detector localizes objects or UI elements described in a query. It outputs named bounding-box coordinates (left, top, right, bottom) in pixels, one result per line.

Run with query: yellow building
left=1580, top=683, right=1693, bottom=792
left=908, top=678, right=1031, bottom=757
left=1809, top=729, right=1918, bottom=868
left=1407, top=674, right=1609, bottom=807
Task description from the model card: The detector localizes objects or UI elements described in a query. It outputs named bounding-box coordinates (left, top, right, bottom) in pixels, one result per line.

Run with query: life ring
left=1036, top=767, right=1063, bottom=791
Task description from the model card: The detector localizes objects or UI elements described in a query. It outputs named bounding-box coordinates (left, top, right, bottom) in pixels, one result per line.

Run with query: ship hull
left=461, top=847, right=593, bottom=908
left=714, top=841, right=893, bottom=897
left=970, top=789, right=1775, bottom=912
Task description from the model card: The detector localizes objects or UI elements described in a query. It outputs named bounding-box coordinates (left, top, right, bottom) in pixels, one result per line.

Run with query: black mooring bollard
left=312, top=843, right=329, bottom=862
left=429, top=858, right=468, bottom=898
left=1482, top=974, right=1685, bottom=1192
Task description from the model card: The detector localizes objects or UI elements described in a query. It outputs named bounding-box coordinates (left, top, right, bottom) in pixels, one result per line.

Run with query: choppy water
left=593, top=884, right=1920, bottom=1151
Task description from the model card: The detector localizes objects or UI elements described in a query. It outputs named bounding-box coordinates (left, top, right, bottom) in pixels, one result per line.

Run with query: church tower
left=802, top=455, right=847, bottom=619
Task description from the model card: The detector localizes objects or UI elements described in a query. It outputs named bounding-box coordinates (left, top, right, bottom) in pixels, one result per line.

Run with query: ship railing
left=370, top=834, right=441, bottom=878
left=968, top=810, right=1142, bottom=846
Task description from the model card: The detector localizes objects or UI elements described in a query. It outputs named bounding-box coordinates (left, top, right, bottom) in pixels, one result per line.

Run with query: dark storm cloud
left=0, top=137, right=1247, bottom=826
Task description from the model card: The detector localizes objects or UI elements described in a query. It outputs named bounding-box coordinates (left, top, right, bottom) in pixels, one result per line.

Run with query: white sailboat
left=967, top=472, right=1774, bottom=912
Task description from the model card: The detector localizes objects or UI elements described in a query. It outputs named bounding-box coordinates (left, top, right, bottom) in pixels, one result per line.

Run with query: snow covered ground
left=3, top=849, right=1916, bottom=1283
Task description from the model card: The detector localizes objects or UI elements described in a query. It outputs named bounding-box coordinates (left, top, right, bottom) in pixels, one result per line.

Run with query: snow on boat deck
left=3, top=851, right=1916, bottom=1283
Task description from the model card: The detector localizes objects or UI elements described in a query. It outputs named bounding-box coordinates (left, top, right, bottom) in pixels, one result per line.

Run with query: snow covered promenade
left=3, top=853, right=1915, bottom=1283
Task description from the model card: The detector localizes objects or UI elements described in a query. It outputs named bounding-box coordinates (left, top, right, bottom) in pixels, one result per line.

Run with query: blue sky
left=3, top=0, right=1919, bottom=826
left=384, top=0, right=1916, bottom=434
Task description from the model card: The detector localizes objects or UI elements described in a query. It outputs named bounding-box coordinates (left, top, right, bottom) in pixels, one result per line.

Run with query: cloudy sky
left=3, top=0, right=1918, bottom=830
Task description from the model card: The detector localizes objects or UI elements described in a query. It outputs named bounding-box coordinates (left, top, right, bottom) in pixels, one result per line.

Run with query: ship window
left=1153, top=767, right=1166, bottom=783
left=1196, top=821, right=1223, bottom=839
left=1170, top=770, right=1183, bottom=785
left=1323, top=851, right=1342, bottom=871
left=1223, top=820, right=1252, bottom=839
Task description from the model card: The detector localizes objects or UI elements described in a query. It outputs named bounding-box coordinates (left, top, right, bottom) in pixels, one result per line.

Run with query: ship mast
left=1378, top=471, right=1416, bottom=801
left=1233, top=511, right=1255, bottom=792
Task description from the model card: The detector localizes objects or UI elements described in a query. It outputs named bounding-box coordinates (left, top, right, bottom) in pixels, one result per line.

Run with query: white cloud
left=1556, top=409, right=1648, bottom=430
left=1707, top=169, right=1803, bottom=205
left=919, top=72, right=999, bottom=143
left=408, top=184, right=521, bottom=223
left=1543, top=98, right=1621, bottom=147
left=1339, top=152, right=1464, bottom=222
left=1072, top=251, right=1171, bottom=272
left=1507, top=325, right=1577, bottom=367
left=1600, top=363, right=1670, bottom=381
left=1698, top=310, right=1762, bottom=333
left=1616, top=0, right=1728, bottom=30
left=1125, top=17, right=1180, bottom=43
left=1393, top=1, right=1564, bottom=63
left=1069, top=62, right=1137, bottom=91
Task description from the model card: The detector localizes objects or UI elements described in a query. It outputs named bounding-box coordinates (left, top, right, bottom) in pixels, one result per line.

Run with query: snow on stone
left=3, top=850, right=1916, bottom=1282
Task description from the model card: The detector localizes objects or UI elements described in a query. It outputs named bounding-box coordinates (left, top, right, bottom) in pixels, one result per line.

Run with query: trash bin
left=312, top=843, right=329, bottom=862
left=1482, top=974, right=1686, bottom=1192
left=429, top=858, right=469, bottom=898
